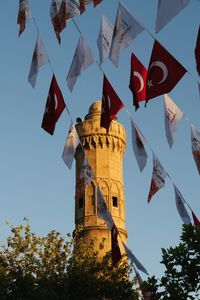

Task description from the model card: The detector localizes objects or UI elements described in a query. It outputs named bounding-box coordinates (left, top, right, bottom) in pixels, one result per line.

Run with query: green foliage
left=0, top=221, right=139, bottom=300
left=146, top=224, right=200, bottom=300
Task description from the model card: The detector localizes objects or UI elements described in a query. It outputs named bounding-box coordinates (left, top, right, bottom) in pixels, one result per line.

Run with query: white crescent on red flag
left=129, top=52, right=147, bottom=110
left=146, top=40, right=186, bottom=101
left=41, top=74, right=66, bottom=135
left=100, top=75, right=124, bottom=132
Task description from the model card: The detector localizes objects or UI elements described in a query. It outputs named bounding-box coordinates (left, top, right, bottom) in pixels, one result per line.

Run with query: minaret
left=75, top=100, right=127, bottom=255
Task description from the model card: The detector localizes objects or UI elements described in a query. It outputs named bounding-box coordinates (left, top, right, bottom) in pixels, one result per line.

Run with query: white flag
left=164, top=94, right=183, bottom=148
left=75, top=155, right=94, bottom=200
left=174, top=184, right=191, bottom=224
left=155, top=0, right=191, bottom=33
left=97, top=187, right=113, bottom=230
left=66, top=35, right=96, bottom=91
left=123, top=242, right=148, bottom=275
left=131, top=119, right=147, bottom=172
left=97, top=15, right=113, bottom=64
left=50, top=0, right=65, bottom=44
left=65, top=0, right=80, bottom=20
left=62, top=123, right=79, bottom=169
left=28, top=36, right=48, bottom=88
left=65, top=0, right=84, bottom=19
left=79, top=155, right=94, bottom=185
left=191, top=124, right=200, bottom=175
left=109, top=2, right=144, bottom=67
left=147, top=153, right=167, bottom=203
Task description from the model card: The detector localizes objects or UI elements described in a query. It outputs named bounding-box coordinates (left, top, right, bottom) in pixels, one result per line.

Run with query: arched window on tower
left=75, top=194, right=84, bottom=221
left=112, top=196, right=118, bottom=207
left=111, top=183, right=120, bottom=216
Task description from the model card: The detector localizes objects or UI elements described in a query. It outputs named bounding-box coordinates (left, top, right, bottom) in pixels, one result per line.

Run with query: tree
left=0, top=221, right=139, bottom=300
left=146, top=224, right=200, bottom=300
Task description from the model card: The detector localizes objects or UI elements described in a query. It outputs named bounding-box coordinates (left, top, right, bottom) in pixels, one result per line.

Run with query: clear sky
left=0, top=0, right=199, bottom=280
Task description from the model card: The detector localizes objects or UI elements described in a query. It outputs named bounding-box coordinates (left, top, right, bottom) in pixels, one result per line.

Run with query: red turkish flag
left=111, top=223, right=122, bottom=266
left=93, top=0, right=103, bottom=7
left=192, top=211, right=200, bottom=227
left=146, top=40, right=186, bottom=101
left=41, top=75, right=66, bottom=135
left=100, top=75, right=124, bottom=132
left=195, top=26, right=200, bottom=76
left=129, top=53, right=147, bottom=110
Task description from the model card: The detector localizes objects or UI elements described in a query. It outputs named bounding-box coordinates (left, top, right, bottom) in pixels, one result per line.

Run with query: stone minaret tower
left=75, top=100, right=127, bottom=255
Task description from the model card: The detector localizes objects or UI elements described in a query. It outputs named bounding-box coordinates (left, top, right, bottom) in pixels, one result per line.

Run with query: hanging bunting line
left=96, top=1, right=200, bottom=89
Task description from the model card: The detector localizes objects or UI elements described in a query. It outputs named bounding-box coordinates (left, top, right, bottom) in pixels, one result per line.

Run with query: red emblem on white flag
left=97, top=187, right=113, bottom=230
left=75, top=155, right=94, bottom=201
left=164, top=94, right=183, bottom=148
left=147, top=153, right=167, bottom=203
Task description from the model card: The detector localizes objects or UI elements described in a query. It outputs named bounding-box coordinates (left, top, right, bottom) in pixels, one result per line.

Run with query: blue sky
left=0, top=0, right=199, bottom=279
